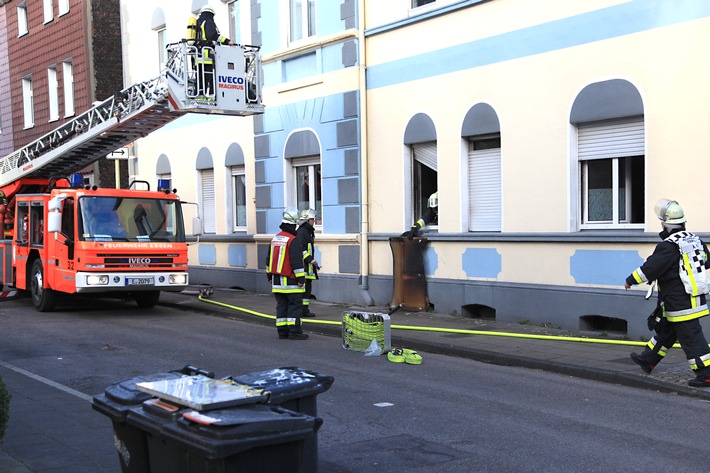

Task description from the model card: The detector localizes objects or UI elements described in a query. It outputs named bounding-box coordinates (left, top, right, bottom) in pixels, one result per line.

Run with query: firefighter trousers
left=641, top=317, right=710, bottom=378
left=274, top=292, right=304, bottom=337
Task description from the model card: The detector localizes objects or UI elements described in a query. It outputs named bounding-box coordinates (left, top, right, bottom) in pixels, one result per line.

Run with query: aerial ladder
left=0, top=42, right=264, bottom=311
left=0, top=42, right=263, bottom=187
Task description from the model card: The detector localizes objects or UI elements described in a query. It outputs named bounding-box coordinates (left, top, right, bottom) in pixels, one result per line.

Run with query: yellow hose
left=198, top=295, right=677, bottom=348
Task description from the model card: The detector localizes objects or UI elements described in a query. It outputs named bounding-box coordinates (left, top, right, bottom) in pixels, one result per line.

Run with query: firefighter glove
left=647, top=306, right=663, bottom=332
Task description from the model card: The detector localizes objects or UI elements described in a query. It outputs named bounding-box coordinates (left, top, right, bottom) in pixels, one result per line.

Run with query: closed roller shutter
left=468, top=147, right=501, bottom=231
left=201, top=169, right=216, bottom=233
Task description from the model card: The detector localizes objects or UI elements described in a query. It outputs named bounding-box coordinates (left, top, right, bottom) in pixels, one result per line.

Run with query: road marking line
left=0, top=360, right=93, bottom=402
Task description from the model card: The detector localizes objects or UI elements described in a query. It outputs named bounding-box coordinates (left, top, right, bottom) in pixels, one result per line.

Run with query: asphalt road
left=2, top=296, right=710, bottom=472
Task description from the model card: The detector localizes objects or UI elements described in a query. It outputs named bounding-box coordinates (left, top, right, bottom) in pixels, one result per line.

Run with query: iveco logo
left=129, top=258, right=152, bottom=264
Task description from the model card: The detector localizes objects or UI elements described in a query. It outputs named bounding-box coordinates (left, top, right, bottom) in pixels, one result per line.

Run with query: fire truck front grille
left=99, top=253, right=179, bottom=269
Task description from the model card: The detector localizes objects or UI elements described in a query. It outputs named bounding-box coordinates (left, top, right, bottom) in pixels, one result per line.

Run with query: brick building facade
left=0, top=0, right=126, bottom=187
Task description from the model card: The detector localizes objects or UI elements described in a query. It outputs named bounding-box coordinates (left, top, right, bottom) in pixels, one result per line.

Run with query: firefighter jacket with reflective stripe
left=626, top=230, right=710, bottom=322
left=266, top=230, right=305, bottom=293
left=296, top=223, right=317, bottom=279
left=414, top=206, right=437, bottom=231
left=196, top=12, right=231, bottom=46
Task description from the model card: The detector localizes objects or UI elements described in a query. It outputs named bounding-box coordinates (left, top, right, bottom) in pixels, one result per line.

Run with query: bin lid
left=104, top=372, right=186, bottom=406
left=136, top=375, right=269, bottom=411
left=231, top=367, right=334, bottom=403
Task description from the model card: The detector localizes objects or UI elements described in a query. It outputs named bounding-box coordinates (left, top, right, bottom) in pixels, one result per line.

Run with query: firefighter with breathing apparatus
left=625, top=199, right=710, bottom=387
left=265, top=209, right=309, bottom=340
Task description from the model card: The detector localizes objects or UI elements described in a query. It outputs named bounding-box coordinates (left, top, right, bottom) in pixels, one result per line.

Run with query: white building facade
left=122, top=0, right=710, bottom=339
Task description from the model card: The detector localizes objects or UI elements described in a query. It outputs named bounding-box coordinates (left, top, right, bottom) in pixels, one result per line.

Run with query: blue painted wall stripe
left=570, top=249, right=644, bottom=286
left=367, top=0, right=710, bottom=89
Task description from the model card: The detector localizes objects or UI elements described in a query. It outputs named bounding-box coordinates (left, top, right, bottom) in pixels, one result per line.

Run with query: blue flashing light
left=157, top=179, right=171, bottom=192
left=69, top=174, right=83, bottom=188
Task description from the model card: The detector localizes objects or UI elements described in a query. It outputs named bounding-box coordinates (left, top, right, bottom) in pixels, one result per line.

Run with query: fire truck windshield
left=78, top=196, right=185, bottom=242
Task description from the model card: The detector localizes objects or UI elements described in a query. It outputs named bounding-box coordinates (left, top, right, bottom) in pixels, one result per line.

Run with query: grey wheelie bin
left=92, top=371, right=186, bottom=473
left=128, top=402, right=321, bottom=473
left=92, top=365, right=215, bottom=472
left=230, top=367, right=334, bottom=473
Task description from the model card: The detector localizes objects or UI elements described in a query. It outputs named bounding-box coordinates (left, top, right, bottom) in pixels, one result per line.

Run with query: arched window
left=571, top=79, right=644, bottom=228
left=462, top=103, right=501, bottom=232
left=285, top=130, right=322, bottom=226
left=196, top=148, right=216, bottom=233
left=404, top=113, right=437, bottom=227
left=225, top=143, right=247, bottom=231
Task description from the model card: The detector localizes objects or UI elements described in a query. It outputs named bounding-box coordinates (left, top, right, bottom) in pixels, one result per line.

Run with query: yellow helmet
left=654, top=198, right=686, bottom=224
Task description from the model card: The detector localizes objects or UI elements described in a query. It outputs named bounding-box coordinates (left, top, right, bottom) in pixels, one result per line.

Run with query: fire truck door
left=13, top=202, right=30, bottom=289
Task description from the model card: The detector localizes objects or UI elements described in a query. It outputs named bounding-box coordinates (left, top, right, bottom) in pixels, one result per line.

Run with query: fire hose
left=196, top=293, right=677, bottom=348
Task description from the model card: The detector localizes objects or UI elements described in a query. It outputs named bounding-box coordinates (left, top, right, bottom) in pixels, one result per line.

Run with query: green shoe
left=387, top=347, right=405, bottom=363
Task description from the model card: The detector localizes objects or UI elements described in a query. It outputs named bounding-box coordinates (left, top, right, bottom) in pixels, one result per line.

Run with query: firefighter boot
left=688, top=378, right=710, bottom=388
left=630, top=352, right=655, bottom=374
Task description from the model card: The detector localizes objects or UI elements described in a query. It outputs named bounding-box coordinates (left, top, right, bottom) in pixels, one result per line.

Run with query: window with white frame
left=62, top=60, right=75, bottom=117
left=410, top=0, right=460, bottom=13
left=47, top=66, right=59, bottom=121
left=228, top=0, right=241, bottom=45
left=157, top=27, right=167, bottom=72
left=292, top=157, right=322, bottom=225
left=17, top=3, right=29, bottom=36
left=43, top=0, right=54, bottom=23
left=200, top=169, right=216, bottom=233
left=58, top=0, right=69, bottom=16
left=468, top=135, right=501, bottom=231
left=579, top=117, right=645, bottom=228
left=231, top=166, right=247, bottom=231
left=22, top=77, right=34, bottom=129
left=411, top=142, right=438, bottom=226
left=289, top=0, right=316, bottom=43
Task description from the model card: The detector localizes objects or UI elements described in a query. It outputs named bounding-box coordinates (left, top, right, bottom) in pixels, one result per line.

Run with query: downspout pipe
left=357, top=0, right=374, bottom=306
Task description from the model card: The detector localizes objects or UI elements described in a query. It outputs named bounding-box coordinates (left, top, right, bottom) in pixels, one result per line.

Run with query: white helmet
left=282, top=208, right=299, bottom=225
left=428, top=192, right=439, bottom=209
left=200, top=5, right=215, bottom=15
left=654, top=198, right=686, bottom=225
left=299, top=208, right=316, bottom=224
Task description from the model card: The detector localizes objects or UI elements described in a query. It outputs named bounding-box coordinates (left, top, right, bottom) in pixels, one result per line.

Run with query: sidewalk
left=169, top=287, right=710, bottom=400
left=1, top=286, right=709, bottom=472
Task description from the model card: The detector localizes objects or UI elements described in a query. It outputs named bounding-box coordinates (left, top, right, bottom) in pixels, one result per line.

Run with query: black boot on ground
left=630, top=352, right=655, bottom=374
left=688, top=377, right=710, bottom=388
left=289, top=332, right=309, bottom=340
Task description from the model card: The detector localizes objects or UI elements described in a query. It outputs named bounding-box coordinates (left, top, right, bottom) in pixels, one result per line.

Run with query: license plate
left=126, top=277, right=154, bottom=286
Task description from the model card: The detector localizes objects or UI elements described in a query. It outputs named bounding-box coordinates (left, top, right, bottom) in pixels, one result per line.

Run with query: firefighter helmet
left=428, top=192, right=439, bottom=209
left=282, top=208, right=299, bottom=225
left=654, top=199, right=686, bottom=225
left=299, top=208, right=316, bottom=224
left=200, top=5, right=215, bottom=15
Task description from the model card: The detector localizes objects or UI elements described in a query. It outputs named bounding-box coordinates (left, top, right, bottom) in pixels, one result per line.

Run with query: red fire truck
left=0, top=42, right=263, bottom=311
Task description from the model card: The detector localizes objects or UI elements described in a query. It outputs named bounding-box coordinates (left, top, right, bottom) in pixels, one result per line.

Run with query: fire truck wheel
left=135, top=291, right=160, bottom=308
left=30, top=259, right=57, bottom=312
